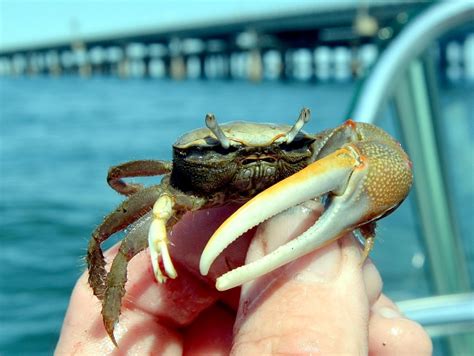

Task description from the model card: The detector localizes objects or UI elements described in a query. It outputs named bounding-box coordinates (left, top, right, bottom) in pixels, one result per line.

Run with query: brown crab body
left=170, top=145, right=313, bottom=197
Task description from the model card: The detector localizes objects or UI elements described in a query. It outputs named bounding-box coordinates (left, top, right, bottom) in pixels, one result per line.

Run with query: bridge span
left=2, top=2, right=466, bottom=81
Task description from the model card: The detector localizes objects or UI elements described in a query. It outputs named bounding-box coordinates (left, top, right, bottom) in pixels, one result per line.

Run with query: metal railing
left=398, top=293, right=474, bottom=338
left=350, top=1, right=474, bottom=354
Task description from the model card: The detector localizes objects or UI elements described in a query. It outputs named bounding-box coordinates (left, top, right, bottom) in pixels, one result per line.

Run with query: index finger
left=56, top=204, right=252, bottom=352
left=232, top=201, right=377, bottom=354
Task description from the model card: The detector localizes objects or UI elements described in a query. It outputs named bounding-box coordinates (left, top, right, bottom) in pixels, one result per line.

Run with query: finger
left=169, top=203, right=254, bottom=287
left=363, top=258, right=383, bottom=306
left=233, top=202, right=373, bottom=354
left=165, top=203, right=254, bottom=311
left=182, top=303, right=235, bottom=355
left=55, top=272, right=183, bottom=355
left=56, top=241, right=220, bottom=350
left=57, top=204, right=250, bottom=350
left=123, top=203, right=252, bottom=321
left=368, top=294, right=433, bottom=355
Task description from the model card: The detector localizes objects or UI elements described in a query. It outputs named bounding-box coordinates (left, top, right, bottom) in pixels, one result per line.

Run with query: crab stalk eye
left=205, top=113, right=231, bottom=149
left=285, top=108, right=311, bottom=144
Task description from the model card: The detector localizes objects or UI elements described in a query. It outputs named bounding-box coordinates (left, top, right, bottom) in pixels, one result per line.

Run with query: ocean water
left=0, top=77, right=472, bottom=354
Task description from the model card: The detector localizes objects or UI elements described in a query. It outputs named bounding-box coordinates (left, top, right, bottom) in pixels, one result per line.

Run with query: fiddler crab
left=87, top=108, right=412, bottom=344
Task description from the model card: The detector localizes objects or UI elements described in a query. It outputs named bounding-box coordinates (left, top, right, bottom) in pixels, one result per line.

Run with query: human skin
left=56, top=202, right=432, bottom=355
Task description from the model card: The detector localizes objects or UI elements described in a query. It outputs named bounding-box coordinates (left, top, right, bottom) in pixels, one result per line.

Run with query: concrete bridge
left=1, top=2, right=469, bottom=82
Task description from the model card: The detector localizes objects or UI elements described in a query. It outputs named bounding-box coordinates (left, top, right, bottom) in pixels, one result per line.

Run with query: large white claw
left=199, top=147, right=370, bottom=290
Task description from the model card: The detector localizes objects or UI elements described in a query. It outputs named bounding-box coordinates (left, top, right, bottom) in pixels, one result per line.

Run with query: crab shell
left=174, top=121, right=298, bottom=148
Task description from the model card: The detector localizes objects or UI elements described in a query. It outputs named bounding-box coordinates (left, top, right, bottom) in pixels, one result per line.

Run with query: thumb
left=232, top=201, right=379, bottom=354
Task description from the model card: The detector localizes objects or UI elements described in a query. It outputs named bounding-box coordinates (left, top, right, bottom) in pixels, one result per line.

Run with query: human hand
left=56, top=202, right=432, bottom=355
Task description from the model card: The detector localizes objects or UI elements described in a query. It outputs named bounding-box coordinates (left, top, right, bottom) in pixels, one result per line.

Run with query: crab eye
left=279, top=135, right=314, bottom=152
left=203, top=136, right=221, bottom=146
left=184, top=144, right=238, bottom=159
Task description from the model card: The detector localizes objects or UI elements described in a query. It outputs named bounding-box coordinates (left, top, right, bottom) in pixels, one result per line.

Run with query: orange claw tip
left=344, top=119, right=357, bottom=129
left=354, top=154, right=369, bottom=171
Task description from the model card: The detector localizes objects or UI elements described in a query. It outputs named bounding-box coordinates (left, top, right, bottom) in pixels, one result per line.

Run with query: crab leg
left=359, top=221, right=377, bottom=264
left=87, top=186, right=162, bottom=299
left=107, top=160, right=172, bottom=196
left=102, top=213, right=152, bottom=346
left=200, top=141, right=412, bottom=291
left=100, top=190, right=206, bottom=344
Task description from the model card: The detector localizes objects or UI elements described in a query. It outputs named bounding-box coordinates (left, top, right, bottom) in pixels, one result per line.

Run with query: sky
left=0, top=0, right=356, bottom=50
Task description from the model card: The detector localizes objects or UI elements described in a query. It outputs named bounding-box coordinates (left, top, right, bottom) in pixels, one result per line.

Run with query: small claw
left=148, top=194, right=177, bottom=282
left=199, top=147, right=365, bottom=288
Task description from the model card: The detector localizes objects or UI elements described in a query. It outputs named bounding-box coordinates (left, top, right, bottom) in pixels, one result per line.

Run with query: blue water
left=0, top=77, right=472, bottom=354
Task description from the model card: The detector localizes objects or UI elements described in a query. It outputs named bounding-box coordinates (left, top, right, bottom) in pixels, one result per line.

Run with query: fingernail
left=377, top=307, right=402, bottom=319
left=299, top=199, right=323, bottom=214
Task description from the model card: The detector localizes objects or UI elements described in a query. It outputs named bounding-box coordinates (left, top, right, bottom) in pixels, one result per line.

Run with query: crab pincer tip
left=106, top=327, right=119, bottom=348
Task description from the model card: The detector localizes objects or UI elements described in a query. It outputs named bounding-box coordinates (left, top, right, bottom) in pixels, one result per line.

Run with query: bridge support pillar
left=198, top=54, right=207, bottom=79
left=221, top=53, right=231, bottom=79
left=284, top=49, right=296, bottom=81
left=48, top=51, right=62, bottom=76
left=170, top=55, right=186, bottom=80
left=27, top=53, right=39, bottom=76
left=78, top=63, right=91, bottom=77
left=278, top=49, right=289, bottom=80
left=102, top=62, right=112, bottom=75
left=159, top=56, right=169, bottom=78
left=248, top=48, right=262, bottom=82
left=118, top=60, right=129, bottom=78
left=142, top=56, right=151, bottom=78
left=108, top=60, right=118, bottom=77
left=49, top=65, right=62, bottom=76
left=0, top=57, right=12, bottom=75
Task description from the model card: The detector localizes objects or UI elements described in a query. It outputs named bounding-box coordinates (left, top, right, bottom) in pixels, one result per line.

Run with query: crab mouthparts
left=241, top=154, right=277, bottom=164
